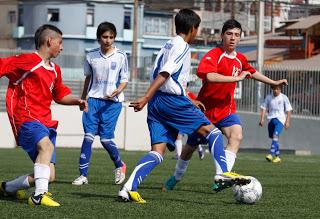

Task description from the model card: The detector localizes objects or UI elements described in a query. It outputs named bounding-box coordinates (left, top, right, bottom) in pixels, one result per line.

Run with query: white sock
left=174, top=159, right=189, bottom=181
left=225, top=150, right=237, bottom=172
left=5, top=174, right=30, bottom=193
left=175, top=139, right=183, bottom=158
left=34, top=163, right=50, bottom=196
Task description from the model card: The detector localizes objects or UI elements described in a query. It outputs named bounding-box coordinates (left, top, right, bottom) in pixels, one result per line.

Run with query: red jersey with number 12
left=197, top=47, right=256, bottom=123
left=0, top=52, right=71, bottom=138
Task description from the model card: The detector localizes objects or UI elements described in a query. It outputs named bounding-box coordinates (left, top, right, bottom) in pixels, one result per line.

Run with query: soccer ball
left=232, top=176, right=262, bottom=204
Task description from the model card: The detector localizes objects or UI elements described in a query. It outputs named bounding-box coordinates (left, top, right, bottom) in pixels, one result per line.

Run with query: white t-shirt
left=84, top=47, right=129, bottom=102
left=150, top=35, right=191, bottom=95
left=261, top=93, right=293, bottom=124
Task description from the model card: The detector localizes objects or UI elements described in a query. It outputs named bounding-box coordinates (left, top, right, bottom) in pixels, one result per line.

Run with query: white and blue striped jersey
left=261, top=93, right=293, bottom=125
left=84, top=47, right=129, bottom=102
left=150, top=35, right=190, bottom=95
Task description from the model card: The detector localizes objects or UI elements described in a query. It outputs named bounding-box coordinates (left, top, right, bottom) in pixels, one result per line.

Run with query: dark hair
left=96, top=22, right=117, bottom=39
left=34, top=24, right=62, bottom=50
left=221, top=19, right=242, bottom=34
left=175, top=9, right=201, bottom=35
left=271, top=84, right=282, bottom=89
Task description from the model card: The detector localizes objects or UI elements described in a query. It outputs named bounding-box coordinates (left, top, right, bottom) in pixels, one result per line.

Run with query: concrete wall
left=1, top=104, right=319, bottom=154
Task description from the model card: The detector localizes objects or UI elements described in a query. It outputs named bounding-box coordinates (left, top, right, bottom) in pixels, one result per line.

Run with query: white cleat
left=72, top=175, right=88, bottom=186
left=118, top=187, right=130, bottom=202
left=114, top=163, right=126, bottom=185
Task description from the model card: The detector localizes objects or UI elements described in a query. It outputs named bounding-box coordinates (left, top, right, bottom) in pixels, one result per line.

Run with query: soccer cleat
left=28, top=192, right=60, bottom=207
left=272, top=156, right=281, bottom=163
left=198, top=145, right=205, bottom=160
left=162, top=176, right=179, bottom=192
left=114, top=162, right=126, bottom=185
left=72, top=175, right=88, bottom=186
left=0, top=181, right=28, bottom=200
left=213, top=172, right=250, bottom=192
left=266, top=154, right=273, bottom=162
left=118, top=187, right=146, bottom=204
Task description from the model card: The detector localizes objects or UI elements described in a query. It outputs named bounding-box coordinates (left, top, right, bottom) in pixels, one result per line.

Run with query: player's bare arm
left=251, top=71, right=288, bottom=86
left=285, top=110, right=292, bottom=129
left=81, top=75, right=91, bottom=100
left=190, top=99, right=206, bottom=112
left=56, top=95, right=88, bottom=112
left=205, top=71, right=251, bottom=83
left=105, top=82, right=128, bottom=99
left=259, top=108, right=266, bottom=127
left=129, top=71, right=169, bottom=112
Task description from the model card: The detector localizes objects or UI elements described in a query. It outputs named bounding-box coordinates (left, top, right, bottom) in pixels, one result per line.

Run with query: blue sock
left=270, top=139, right=279, bottom=156
left=124, top=151, right=163, bottom=191
left=207, top=128, right=228, bottom=173
left=101, top=139, right=123, bottom=168
left=79, top=133, right=94, bottom=176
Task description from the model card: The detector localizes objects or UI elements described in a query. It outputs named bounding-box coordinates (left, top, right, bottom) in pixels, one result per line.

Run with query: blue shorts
left=147, top=92, right=211, bottom=151
left=268, top=118, right=284, bottom=138
left=187, top=114, right=241, bottom=147
left=83, top=97, right=122, bottom=139
left=18, top=121, right=57, bottom=163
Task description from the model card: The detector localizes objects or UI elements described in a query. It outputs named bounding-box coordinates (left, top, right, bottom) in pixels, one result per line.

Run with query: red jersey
left=0, top=52, right=71, bottom=137
left=186, top=90, right=197, bottom=100
left=197, top=47, right=256, bottom=123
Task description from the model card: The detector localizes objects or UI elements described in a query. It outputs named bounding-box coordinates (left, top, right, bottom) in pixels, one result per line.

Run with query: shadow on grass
left=141, top=185, right=214, bottom=195
left=0, top=196, right=28, bottom=205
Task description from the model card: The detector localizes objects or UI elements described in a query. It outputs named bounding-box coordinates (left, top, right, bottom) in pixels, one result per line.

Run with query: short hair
left=34, top=24, right=62, bottom=50
left=96, top=22, right=117, bottom=39
left=271, top=84, right=282, bottom=90
left=175, top=9, right=201, bottom=35
left=221, top=19, right=242, bottom=35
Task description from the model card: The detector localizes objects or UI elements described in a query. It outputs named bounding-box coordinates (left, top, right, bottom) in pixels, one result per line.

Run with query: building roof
left=286, top=15, right=320, bottom=30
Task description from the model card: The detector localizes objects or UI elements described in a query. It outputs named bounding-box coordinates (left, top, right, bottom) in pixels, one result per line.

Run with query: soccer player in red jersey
left=164, top=19, right=287, bottom=192
left=0, top=24, right=87, bottom=206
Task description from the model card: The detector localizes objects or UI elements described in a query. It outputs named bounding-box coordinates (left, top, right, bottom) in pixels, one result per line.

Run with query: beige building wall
left=0, top=0, right=18, bottom=49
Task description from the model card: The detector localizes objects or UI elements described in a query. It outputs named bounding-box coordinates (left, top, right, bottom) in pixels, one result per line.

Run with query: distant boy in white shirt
left=259, top=84, right=293, bottom=163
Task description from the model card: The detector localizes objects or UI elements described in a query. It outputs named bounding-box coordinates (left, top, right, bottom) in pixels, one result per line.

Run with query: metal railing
left=0, top=48, right=319, bottom=119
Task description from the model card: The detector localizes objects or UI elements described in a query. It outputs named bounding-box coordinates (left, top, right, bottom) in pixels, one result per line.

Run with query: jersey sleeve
left=197, top=51, right=218, bottom=80
left=0, top=55, right=29, bottom=81
left=283, top=95, right=293, bottom=112
left=119, top=54, right=129, bottom=83
left=83, top=54, right=92, bottom=77
left=160, top=43, right=190, bottom=75
left=239, top=54, right=256, bottom=74
left=52, top=66, right=72, bottom=101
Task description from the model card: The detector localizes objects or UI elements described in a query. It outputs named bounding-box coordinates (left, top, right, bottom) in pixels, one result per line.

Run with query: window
left=87, top=8, right=94, bottom=26
left=18, top=6, right=23, bottom=26
left=8, top=11, right=16, bottom=24
left=144, top=16, right=172, bottom=36
left=124, top=11, right=131, bottom=29
left=47, top=9, right=59, bottom=22
left=215, top=0, right=221, bottom=12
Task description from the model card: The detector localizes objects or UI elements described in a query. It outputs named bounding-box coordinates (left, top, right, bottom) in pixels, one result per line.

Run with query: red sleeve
left=187, top=91, right=197, bottom=100
left=197, top=49, right=219, bottom=80
left=52, top=65, right=72, bottom=102
left=0, top=55, right=31, bottom=81
left=238, top=53, right=256, bottom=74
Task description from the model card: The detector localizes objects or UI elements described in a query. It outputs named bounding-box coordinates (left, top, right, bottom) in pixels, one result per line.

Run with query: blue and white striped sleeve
left=160, top=43, right=189, bottom=75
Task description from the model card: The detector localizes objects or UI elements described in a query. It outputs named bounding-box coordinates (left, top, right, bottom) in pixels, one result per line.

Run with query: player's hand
left=191, top=99, right=206, bottom=112
left=129, top=96, right=148, bottom=112
left=285, top=121, right=290, bottom=129
left=259, top=120, right=264, bottom=127
left=237, top=71, right=252, bottom=81
left=276, top=79, right=288, bottom=86
left=104, top=89, right=120, bottom=99
left=79, top=99, right=88, bottom=112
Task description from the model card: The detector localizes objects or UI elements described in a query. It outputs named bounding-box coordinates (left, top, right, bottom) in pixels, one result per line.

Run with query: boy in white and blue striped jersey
left=118, top=9, right=249, bottom=204
left=72, top=22, right=128, bottom=186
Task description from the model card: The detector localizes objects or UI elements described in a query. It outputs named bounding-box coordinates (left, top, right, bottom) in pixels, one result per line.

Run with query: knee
left=49, top=172, right=55, bottom=183
left=230, top=132, right=243, bottom=144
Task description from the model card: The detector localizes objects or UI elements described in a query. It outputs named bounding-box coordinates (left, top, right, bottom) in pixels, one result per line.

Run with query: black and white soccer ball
left=232, top=176, right=262, bottom=204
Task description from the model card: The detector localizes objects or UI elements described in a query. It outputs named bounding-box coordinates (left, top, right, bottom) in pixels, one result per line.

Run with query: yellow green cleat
left=28, top=192, right=60, bottom=207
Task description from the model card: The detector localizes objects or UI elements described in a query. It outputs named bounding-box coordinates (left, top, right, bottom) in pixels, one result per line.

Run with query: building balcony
left=12, top=26, right=24, bottom=38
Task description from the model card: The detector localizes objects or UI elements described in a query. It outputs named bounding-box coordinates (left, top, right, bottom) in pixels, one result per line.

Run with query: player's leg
left=163, top=143, right=198, bottom=191
left=73, top=98, right=98, bottom=185
left=174, top=133, right=183, bottom=159
left=266, top=119, right=276, bottom=161
left=216, top=114, right=243, bottom=171
left=99, top=100, right=126, bottom=185
left=197, top=145, right=205, bottom=160
left=118, top=143, right=166, bottom=204
left=272, top=119, right=284, bottom=163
